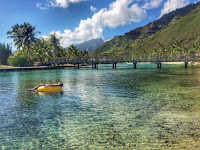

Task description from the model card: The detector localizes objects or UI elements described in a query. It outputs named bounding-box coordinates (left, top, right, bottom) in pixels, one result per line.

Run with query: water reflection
left=38, top=91, right=63, bottom=96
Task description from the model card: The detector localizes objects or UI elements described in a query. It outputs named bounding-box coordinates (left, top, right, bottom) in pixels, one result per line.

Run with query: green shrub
left=8, top=52, right=29, bottom=67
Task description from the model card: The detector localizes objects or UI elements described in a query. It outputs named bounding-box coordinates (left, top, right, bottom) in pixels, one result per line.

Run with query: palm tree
left=140, top=49, right=149, bottom=61
left=21, top=23, right=41, bottom=65
left=7, top=24, right=23, bottom=50
left=81, top=50, right=88, bottom=57
left=7, top=22, right=41, bottom=65
left=58, top=46, right=68, bottom=57
left=153, top=44, right=162, bottom=60
left=32, top=38, right=50, bottom=62
left=171, top=41, right=183, bottom=58
left=68, top=44, right=81, bottom=58
left=188, top=43, right=199, bottom=59
left=153, top=43, right=169, bottom=60
left=49, top=33, right=60, bottom=59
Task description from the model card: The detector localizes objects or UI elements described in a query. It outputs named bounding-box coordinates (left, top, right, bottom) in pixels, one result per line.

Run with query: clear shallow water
left=0, top=64, right=200, bottom=149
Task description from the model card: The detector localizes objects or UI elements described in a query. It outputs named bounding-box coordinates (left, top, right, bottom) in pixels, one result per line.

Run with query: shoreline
left=0, top=64, right=75, bottom=72
left=126, top=62, right=185, bottom=64
left=126, top=62, right=200, bottom=65
left=1, top=62, right=200, bottom=72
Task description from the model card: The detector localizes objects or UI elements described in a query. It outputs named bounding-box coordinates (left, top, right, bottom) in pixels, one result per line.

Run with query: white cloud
left=103, top=0, right=146, bottom=27
left=143, top=0, right=163, bottom=9
left=37, top=0, right=86, bottom=9
left=50, top=0, right=86, bottom=8
left=43, top=0, right=147, bottom=47
left=160, top=0, right=189, bottom=17
left=36, top=3, right=50, bottom=10
left=90, top=5, right=97, bottom=13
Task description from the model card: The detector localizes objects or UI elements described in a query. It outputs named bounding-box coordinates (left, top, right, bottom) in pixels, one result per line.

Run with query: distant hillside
left=129, top=6, right=200, bottom=53
left=77, top=38, right=104, bottom=53
left=92, top=2, right=200, bottom=55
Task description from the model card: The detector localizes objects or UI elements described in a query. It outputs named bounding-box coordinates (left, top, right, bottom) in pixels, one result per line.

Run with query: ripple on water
left=0, top=65, right=200, bottom=149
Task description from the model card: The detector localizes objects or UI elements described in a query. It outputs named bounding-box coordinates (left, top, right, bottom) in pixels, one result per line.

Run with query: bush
left=8, top=52, right=29, bottom=67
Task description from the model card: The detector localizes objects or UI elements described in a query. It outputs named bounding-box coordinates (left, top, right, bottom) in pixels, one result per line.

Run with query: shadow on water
left=16, top=91, right=64, bottom=108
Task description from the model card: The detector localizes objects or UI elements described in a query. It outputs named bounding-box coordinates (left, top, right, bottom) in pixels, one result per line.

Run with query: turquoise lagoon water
left=0, top=64, right=200, bottom=149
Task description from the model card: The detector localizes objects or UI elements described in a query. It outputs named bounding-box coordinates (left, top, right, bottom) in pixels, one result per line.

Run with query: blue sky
left=0, top=0, right=199, bottom=50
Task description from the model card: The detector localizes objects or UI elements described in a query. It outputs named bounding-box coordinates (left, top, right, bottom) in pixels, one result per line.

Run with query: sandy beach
left=0, top=64, right=76, bottom=72
left=0, top=65, right=17, bottom=69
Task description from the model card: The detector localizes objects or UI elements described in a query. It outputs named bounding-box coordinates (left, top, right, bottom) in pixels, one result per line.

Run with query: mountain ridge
left=77, top=38, right=104, bottom=53
left=92, top=2, right=200, bottom=55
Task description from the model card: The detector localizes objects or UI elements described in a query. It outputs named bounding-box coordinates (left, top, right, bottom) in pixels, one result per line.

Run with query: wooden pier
left=1, top=55, right=198, bottom=72
left=39, top=55, right=198, bottom=69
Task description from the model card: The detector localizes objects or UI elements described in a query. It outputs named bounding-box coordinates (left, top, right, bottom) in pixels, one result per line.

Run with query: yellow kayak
left=37, top=86, right=62, bottom=92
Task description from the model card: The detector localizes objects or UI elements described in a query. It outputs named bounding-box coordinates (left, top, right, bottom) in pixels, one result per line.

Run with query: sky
left=0, top=0, right=199, bottom=50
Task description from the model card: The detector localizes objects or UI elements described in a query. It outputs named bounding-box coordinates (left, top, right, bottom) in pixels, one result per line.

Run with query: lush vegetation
left=0, top=43, right=12, bottom=65
left=6, top=22, right=88, bottom=67
left=8, top=51, right=29, bottom=67
left=4, top=2, right=200, bottom=67
left=7, top=22, right=41, bottom=65
left=129, top=6, right=200, bottom=56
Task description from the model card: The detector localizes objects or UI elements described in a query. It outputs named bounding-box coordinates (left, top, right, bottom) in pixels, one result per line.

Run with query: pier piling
left=133, top=62, right=137, bottom=69
left=92, top=63, right=98, bottom=69
left=185, top=62, right=188, bottom=68
left=95, top=64, right=98, bottom=69
left=157, top=62, right=161, bottom=68
left=113, top=63, right=117, bottom=69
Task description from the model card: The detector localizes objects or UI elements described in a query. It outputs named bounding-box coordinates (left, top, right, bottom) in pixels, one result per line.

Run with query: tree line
left=0, top=43, right=12, bottom=65
left=131, top=42, right=200, bottom=60
left=5, top=22, right=88, bottom=66
left=91, top=41, right=200, bottom=61
left=1, top=22, right=200, bottom=66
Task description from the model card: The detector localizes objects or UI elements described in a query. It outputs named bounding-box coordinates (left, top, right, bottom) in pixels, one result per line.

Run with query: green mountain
left=92, top=2, right=200, bottom=55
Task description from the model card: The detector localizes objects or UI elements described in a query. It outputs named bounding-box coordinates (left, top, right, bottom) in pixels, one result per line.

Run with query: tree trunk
left=54, top=46, right=57, bottom=59
left=28, top=44, right=31, bottom=66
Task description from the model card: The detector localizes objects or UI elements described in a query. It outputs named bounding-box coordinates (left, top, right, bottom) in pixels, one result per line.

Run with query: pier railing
left=41, top=54, right=200, bottom=66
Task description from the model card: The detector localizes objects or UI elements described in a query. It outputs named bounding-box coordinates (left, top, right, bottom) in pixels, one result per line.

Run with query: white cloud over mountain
left=44, top=0, right=146, bottom=47
left=42, top=0, right=194, bottom=47
left=143, top=0, right=163, bottom=9
left=160, top=0, right=189, bottom=17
